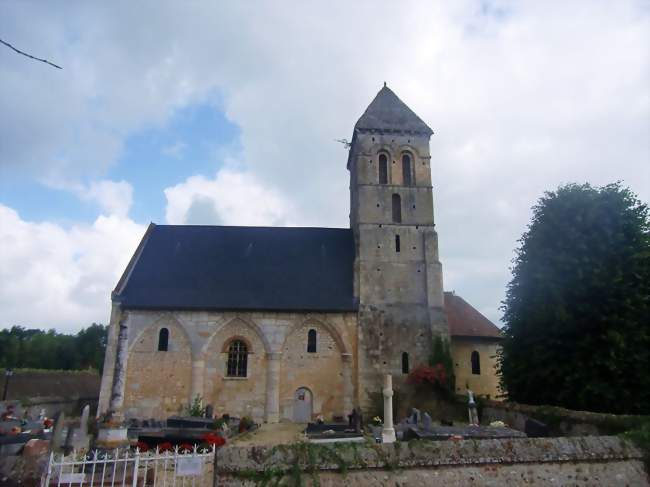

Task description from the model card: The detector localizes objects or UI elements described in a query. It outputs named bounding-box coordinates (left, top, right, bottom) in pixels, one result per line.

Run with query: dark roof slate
left=354, top=85, right=433, bottom=135
left=114, top=225, right=357, bottom=312
left=445, top=292, right=503, bottom=339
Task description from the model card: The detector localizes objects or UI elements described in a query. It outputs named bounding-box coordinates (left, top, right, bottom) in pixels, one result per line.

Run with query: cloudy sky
left=1, top=1, right=648, bottom=333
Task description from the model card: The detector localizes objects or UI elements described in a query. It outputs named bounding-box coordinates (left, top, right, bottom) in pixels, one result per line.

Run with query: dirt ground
left=230, top=422, right=306, bottom=447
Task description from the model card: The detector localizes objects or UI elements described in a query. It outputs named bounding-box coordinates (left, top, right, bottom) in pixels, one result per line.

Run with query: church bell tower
left=348, top=84, right=448, bottom=409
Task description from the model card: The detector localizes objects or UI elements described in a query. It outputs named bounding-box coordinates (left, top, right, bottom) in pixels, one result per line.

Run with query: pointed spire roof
left=354, top=84, right=433, bottom=135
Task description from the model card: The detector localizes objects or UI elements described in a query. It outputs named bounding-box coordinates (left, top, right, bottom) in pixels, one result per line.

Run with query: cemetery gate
left=43, top=445, right=215, bottom=487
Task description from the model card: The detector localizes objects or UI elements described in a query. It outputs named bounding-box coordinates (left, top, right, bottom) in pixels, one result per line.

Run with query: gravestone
left=348, top=408, right=357, bottom=428
left=205, top=404, right=214, bottom=419
left=66, top=405, right=90, bottom=451
left=422, top=412, right=433, bottom=430
left=355, top=410, right=363, bottom=434
left=409, top=408, right=421, bottom=425
left=51, top=412, right=65, bottom=452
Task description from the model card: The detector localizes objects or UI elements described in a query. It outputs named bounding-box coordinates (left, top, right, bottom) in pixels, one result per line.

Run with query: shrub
left=187, top=394, right=205, bottom=417
left=407, top=363, right=448, bottom=390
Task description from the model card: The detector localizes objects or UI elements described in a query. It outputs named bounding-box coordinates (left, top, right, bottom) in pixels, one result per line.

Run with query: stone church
left=98, top=85, right=502, bottom=424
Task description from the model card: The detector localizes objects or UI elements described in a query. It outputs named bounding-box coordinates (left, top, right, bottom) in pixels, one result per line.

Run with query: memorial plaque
left=176, top=456, right=203, bottom=477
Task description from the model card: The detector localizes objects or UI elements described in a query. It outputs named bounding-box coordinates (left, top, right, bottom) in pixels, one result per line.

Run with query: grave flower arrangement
left=238, top=416, right=254, bottom=433
left=200, top=432, right=226, bottom=447
left=371, top=416, right=383, bottom=427
left=135, top=441, right=149, bottom=452
left=179, top=443, right=193, bottom=453
left=157, top=442, right=173, bottom=452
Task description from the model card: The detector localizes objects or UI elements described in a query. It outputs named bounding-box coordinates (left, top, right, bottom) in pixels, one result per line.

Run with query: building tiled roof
left=114, top=224, right=358, bottom=312
left=354, top=85, right=433, bottom=135
left=445, top=292, right=503, bottom=339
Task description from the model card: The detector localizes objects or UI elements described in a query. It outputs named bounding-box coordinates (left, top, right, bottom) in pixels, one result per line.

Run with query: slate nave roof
left=113, top=224, right=358, bottom=312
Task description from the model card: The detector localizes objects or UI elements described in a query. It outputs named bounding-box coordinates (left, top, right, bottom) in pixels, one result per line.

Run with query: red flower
left=406, top=364, right=448, bottom=388
left=135, top=441, right=149, bottom=452
left=43, top=419, right=54, bottom=428
left=200, top=432, right=226, bottom=447
left=158, top=442, right=173, bottom=452
left=179, top=443, right=193, bottom=453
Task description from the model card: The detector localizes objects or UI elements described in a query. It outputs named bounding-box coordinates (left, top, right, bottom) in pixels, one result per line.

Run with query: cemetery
left=1, top=370, right=648, bottom=485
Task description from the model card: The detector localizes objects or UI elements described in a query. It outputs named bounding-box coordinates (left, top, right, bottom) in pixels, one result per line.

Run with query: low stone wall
left=215, top=436, right=648, bottom=486
left=1, top=396, right=97, bottom=419
left=481, top=400, right=648, bottom=436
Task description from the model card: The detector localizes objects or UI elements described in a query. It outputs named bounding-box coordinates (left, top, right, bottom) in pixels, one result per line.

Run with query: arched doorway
left=293, top=387, right=313, bottom=422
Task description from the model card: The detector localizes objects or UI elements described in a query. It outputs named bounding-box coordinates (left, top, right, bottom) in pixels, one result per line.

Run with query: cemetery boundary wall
left=215, top=436, right=648, bottom=486
left=480, top=399, right=649, bottom=436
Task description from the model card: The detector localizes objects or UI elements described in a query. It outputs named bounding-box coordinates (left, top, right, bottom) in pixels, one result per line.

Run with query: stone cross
left=381, top=374, right=396, bottom=443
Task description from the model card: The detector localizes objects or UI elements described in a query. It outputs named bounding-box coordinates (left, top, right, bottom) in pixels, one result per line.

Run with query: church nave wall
left=115, top=309, right=358, bottom=423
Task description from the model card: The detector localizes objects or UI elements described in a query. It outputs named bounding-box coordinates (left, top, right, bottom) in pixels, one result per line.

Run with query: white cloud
left=164, top=169, right=295, bottom=226
left=77, top=180, right=134, bottom=218
left=0, top=204, right=145, bottom=332
left=0, top=1, right=648, bottom=328
left=161, top=141, right=187, bottom=159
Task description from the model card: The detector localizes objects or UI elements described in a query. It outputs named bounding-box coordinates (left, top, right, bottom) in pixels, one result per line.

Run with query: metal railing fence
left=42, top=445, right=215, bottom=487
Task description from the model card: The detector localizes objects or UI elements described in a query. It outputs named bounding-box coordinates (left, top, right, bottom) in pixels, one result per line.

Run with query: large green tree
left=499, top=182, right=650, bottom=414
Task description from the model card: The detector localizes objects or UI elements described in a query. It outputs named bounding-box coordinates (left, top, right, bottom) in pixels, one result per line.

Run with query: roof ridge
left=152, top=224, right=351, bottom=231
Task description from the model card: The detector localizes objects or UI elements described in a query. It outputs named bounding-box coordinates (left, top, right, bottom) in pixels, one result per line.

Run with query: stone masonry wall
left=481, top=400, right=649, bottom=437
left=215, top=436, right=648, bottom=486
left=280, top=321, right=344, bottom=421
left=123, top=316, right=192, bottom=419
left=100, top=309, right=359, bottom=423
left=451, top=338, right=502, bottom=399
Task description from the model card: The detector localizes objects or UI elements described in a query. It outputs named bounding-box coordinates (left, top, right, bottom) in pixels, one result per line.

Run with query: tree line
left=0, top=324, right=108, bottom=373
